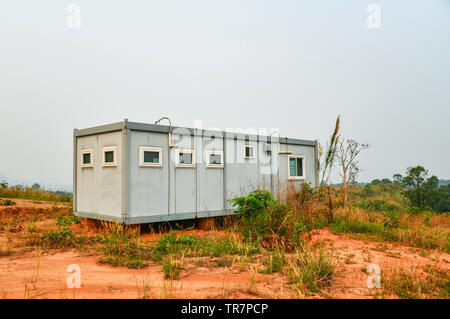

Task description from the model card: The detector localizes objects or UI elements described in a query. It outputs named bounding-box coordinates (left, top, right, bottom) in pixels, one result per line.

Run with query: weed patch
left=153, top=232, right=260, bottom=258
left=98, top=222, right=152, bottom=269
left=162, top=256, right=182, bottom=280
left=285, top=248, right=335, bottom=294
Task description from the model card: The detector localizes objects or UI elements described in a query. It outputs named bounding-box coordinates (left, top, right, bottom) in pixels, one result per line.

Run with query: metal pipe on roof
left=154, top=116, right=178, bottom=149
left=154, top=116, right=178, bottom=215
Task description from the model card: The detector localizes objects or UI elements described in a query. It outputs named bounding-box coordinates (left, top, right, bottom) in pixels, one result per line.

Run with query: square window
left=102, top=146, right=117, bottom=167
left=210, top=154, right=221, bottom=164
left=83, top=153, right=91, bottom=165
left=144, top=151, right=160, bottom=163
left=206, top=150, right=224, bottom=168
left=80, top=149, right=93, bottom=168
left=179, top=153, right=192, bottom=164
left=175, top=149, right=195, bottom=168
left=104, top=151, right=114, bottom=163
left=288, top=156, right=305, bottom=179
left=244, top=145, right=255, bottom=159
left=139, top=146, right=162, bottom=167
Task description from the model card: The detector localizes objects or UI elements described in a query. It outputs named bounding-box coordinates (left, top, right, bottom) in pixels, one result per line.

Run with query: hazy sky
left=0, top=0, right=449, bottom=188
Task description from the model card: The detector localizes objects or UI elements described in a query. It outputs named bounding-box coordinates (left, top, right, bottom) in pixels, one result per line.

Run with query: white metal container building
left=73, top=119, right=319, bottom=224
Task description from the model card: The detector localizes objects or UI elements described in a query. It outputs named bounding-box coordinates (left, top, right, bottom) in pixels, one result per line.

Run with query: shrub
left=357, top=199, right=399, bottom=212
left=383, top=212, right=400, bottom=230
left=361, top=185, right=375, bottom=197
left=229, top=186, right=330, bottom=249
left=43, top=216, right=81, bottom=245
left=228, top=190, right=284, bottom=242
left=292, top=221, right=310, bottom=242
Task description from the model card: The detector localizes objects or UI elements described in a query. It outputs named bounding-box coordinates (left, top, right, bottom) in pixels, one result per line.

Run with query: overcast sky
left=0, top=0, right=449, bottom=188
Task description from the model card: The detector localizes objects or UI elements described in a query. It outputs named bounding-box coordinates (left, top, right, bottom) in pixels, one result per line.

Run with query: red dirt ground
left=0, top=199, right=449, bottom=299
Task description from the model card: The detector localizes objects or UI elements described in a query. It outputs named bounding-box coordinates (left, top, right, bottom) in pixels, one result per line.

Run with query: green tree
left=392, top=174, right=402, bottom=184
left=402, top=166, right=439, bottom=209
left=402, top=166, right=428, bottom=189
left=370, top=179, right=381, bottom=185
left=434, top=184, right=450, bottom=212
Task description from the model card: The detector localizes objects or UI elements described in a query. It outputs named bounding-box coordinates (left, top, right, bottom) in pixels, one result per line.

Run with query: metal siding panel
left=172, top=133, right=196, bottom=214
left=76, top=131, right=122, bottom=218
left=257, top=140, right=272, bottom=189
left=76, top=135, right=97, bottom=215
left=239, top=139, right=259, bottom=194
left=129, top=131, right=169, bottom=217
left=174, top=169, right=196, bottom=213
left=224, top=139, right=270, bottom=208
left=198, top=137, right=223, bottom=212
left=97, top=133, right=123, bottom=217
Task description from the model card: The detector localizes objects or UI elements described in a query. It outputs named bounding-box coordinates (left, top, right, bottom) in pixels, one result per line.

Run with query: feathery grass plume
left=320, top=115, right=341, bottom=187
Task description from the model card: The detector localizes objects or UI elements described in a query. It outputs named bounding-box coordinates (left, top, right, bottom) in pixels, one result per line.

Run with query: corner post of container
left=222, top=133, right=227, bottom=213
left=121, top=119, right=131, bottom=224
left=73, top=128, right=78, bottom=216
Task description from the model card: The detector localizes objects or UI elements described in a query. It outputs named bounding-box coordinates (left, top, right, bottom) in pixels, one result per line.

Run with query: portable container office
left=73, top=119, right=319, bottom=224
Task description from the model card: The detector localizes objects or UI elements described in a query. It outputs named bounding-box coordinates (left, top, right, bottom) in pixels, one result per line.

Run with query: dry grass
left=331, top=207, right=449, bottom=252
left=376, top=264, right=450, bottom=299
left=0, top=187, right=71, bottom=203
left=284, top=247, right=335, bottom=297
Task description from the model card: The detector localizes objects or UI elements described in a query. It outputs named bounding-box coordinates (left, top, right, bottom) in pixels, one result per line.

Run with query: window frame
left=102, top=146, right=118, bottom=168
left=175, top=149, right=195, bottom=168
left=206, top=150, right=224, bottom=168
left=80, top=149, right=94, bottom=168
left=139, top=146, right=163, bottom=168
left=287, top=155, right=305, bottom=180
left=244, top=145, right=256, bottom=160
